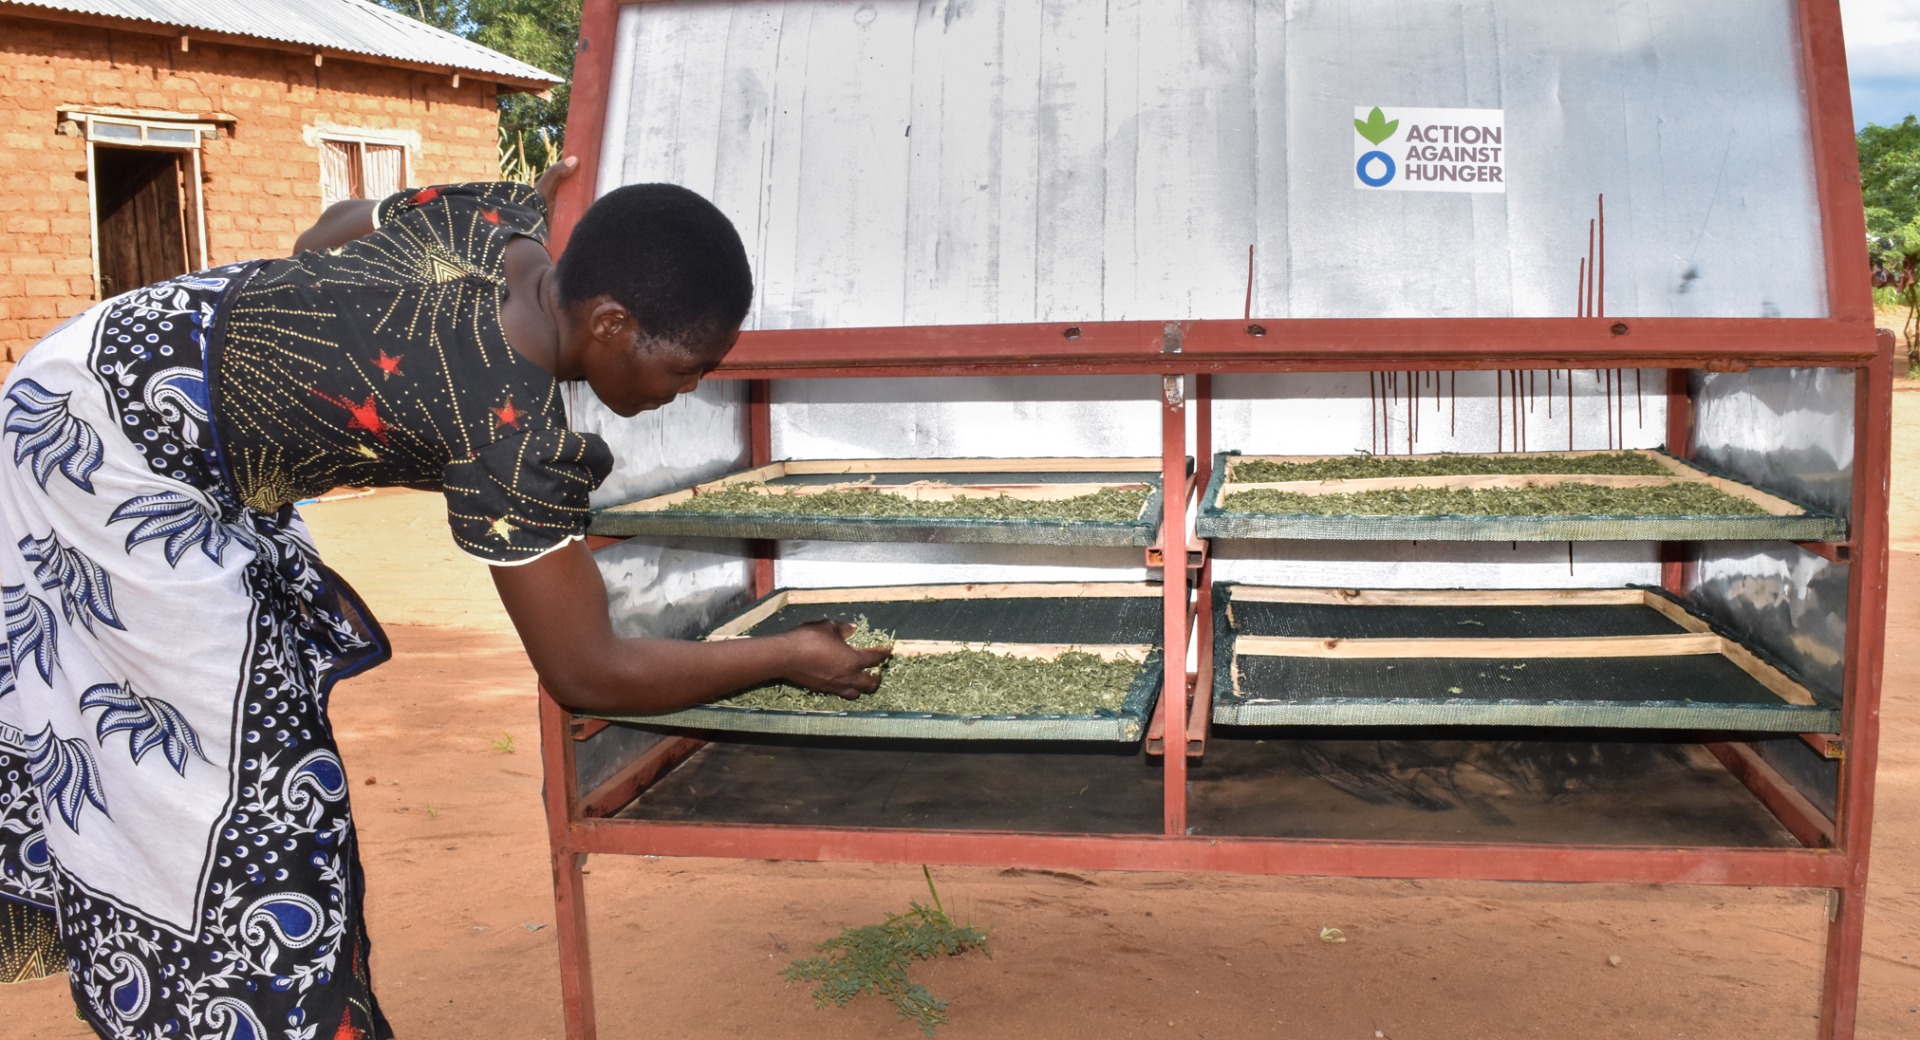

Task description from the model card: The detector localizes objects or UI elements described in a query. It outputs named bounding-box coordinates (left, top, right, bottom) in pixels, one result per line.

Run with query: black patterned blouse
left=209, top=182, right=612, bottom=564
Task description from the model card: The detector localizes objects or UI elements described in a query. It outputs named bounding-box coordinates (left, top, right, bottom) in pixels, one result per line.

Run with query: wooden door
left=95, top=146, right=189, bottom=298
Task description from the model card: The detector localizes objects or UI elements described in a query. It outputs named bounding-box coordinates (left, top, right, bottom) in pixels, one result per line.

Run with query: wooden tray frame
left=582, top=583, right=1166, bottom=741
left=591, top=456, right=1167, bottom=546
left=1197, top=449, right=1846, bottom=542
left=1215, top=585, right=1836, bottom=731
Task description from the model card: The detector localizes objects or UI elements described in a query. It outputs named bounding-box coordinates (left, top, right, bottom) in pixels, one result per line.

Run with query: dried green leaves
left=1227, top=451, right=1671, bottom=483
left=725, top=650, right=1141, bottom=715
left=1222, top=482, right=1768, bottom=517
left=721, top=619, right=1142, bottom=716
left=1220, top=452, right=1768, bottom=517
left=664, top=482, right=1149, bottom=523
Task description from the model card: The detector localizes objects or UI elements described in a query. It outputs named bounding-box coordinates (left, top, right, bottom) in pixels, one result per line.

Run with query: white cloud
left=1842, top=0, right=1920, bottom=124
left=1841, top=0, right=1920, bottom=78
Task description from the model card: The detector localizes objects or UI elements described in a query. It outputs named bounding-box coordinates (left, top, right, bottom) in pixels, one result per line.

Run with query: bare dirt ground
left=3, top=362, right=1918, bottom=1039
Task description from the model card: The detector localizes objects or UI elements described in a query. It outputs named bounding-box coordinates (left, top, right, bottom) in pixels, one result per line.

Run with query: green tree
left=1859, top=115, right=1920, bottom=356
left=376, top=0, right=579, bottom=171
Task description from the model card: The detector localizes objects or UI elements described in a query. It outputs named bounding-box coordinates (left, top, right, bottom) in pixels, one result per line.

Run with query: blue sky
left=1843, top=0, right=1920, bottom=128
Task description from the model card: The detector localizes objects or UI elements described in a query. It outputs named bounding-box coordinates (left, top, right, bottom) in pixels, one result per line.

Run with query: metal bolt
left=1247, top=323, right=1267, bottom=337
left=1063, top=326, right=1082, bottom=340
left=1610, top=322, right=1629, bottom=336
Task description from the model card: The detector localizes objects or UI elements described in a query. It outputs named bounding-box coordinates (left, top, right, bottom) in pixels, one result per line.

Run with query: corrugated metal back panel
left=599, top=0, right=1824, bottom=328
left=10, top=0, right=560, bottom=84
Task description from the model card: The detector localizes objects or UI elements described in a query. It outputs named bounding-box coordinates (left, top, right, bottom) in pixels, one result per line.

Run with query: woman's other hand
left=536, top=155, right=580, bottom=210
left=777, top=620, right=894, bottom=700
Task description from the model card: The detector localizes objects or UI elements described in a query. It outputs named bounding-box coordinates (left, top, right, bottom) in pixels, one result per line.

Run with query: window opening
left=319, top=138, right=408, bottom=208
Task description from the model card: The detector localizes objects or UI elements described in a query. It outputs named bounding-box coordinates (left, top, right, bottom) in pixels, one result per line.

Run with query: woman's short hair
left=558, top=183, right=753, bottom=348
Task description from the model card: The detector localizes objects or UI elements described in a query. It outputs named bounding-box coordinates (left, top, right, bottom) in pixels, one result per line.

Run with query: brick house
left=0, top=0, right=560, bottom=360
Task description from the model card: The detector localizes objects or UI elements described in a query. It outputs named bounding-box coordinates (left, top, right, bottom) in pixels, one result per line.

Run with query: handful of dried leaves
left=1227, top=451, right=1673, bottom=483
left=664, top=482, right=1149, bottom=523
left=720, top=619, right=1143, bottom=716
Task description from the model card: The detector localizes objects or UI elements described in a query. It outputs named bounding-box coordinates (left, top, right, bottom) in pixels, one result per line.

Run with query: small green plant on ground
left=488, top=733, right=515, bottom=753
left=783, top=867, right=989, bottom=1036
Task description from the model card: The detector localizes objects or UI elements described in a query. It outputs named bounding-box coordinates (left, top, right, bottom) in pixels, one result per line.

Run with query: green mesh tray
left=591, top=458, right=1170, bottom=547
left=586, top=584, right=1166, bottom=742
left=1196, top=450, right=1845, bottom=542
left=1210, top=583, right=1839, bottom=731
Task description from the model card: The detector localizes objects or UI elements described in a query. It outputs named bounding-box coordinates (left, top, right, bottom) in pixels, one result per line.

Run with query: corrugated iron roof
left=5, top=0, right=562, bottom=87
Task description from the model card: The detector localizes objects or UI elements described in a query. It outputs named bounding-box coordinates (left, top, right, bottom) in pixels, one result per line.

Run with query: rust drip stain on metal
left=1517, top=370, right=1527, bottom=453
left=1388, top=371, right=1399, bottom=454
left=1512, top=376, right=1528, bottom=456
left=1449, top=371, right=1457, bottom=437
left=1408, top=369, right=1416, bottom=454
left=1567, top=368, right=1575, bottom=450
left=1606, top=369, right=1615, bottom=449
left=1368, top=371, right=1379, bottom=455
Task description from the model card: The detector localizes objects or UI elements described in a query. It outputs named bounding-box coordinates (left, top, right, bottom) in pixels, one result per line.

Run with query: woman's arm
left=489, top=538, right=890, bottom=714
left=292, top=158, right=579, bottom=256
left=293, top=199, right=379, bottom=254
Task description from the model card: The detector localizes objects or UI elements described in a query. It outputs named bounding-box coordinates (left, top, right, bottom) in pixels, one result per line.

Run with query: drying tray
left=1211, top=584, right=1838, bottom=731
left=1196, top=449, right=1844, bottom=542
left=585, top=582, right=1165, bottom=741
left=590, top=457, right=1167, bottom=546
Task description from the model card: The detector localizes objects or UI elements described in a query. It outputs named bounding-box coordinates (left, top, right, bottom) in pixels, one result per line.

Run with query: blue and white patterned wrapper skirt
left=0, top=267, right=393, bottom=1039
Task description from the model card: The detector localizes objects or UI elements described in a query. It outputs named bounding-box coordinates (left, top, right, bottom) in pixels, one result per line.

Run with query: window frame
left=70, top=114, right=216, bottom=299
left=315, top=131, right=415, bottom=210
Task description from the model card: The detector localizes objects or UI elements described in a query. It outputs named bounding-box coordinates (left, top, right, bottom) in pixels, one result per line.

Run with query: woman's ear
left=587, top=298, right=640, bottom=344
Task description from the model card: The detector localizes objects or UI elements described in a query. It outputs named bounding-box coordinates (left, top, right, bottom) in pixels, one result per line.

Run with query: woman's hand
left=490, top=540, right=891, bottom=714
left=536, top=155, right=580, bottom=211
left=776, top=620, right=894, bottom=699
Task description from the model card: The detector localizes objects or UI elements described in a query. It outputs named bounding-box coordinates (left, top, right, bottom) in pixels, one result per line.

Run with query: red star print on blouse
left=411, top=187, right=439, bottom=205
left=375, top=351, right=404, bottom=379
left=492, top=397, right=524, bottom=429
left=312, top=388, right=392, bottom=443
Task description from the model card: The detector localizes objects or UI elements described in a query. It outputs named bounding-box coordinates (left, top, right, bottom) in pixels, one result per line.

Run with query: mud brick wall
left=0, top=15, right=506, bottom=360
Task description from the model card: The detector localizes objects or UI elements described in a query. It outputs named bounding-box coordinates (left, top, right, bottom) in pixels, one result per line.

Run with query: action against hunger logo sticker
left=1353, top=106, right=1506, bottom=193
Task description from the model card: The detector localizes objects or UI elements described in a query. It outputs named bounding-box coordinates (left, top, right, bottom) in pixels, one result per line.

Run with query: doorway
left=93, top=146, right=194, bottom=298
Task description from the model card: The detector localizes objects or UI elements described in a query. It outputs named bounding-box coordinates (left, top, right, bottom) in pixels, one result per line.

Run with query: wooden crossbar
left=603, top=457, right=1162, bottom=514
left=722, top=481, right=1150, bottom=503
left=707, top=583, right=1165, bottom=640
left=782, top=582, right=1161, bottom=604
left=884, top=640, right=1150, bottom=662
left=1226, top=586, right=1650, bottom=607
left=1234, top=633, right=1724, bottom=659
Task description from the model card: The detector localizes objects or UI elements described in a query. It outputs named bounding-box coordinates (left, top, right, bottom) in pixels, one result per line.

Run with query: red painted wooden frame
left=536, top=3, right=1888, bottom=1039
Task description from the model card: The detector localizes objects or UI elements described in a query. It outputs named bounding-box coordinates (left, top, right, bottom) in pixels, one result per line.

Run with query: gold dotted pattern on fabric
left=214, top=183, right=609, bottom=563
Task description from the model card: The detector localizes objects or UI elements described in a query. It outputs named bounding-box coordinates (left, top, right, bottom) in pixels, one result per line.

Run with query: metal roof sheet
left=6, top=0, right=562, bottom=86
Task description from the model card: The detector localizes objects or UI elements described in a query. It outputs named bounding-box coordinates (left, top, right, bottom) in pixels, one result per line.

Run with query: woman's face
left=583, top=324, right=736, bottom=417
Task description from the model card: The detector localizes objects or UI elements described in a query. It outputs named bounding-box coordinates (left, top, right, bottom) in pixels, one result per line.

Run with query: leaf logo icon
left=1355, top=107, right=1399, bottom=145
